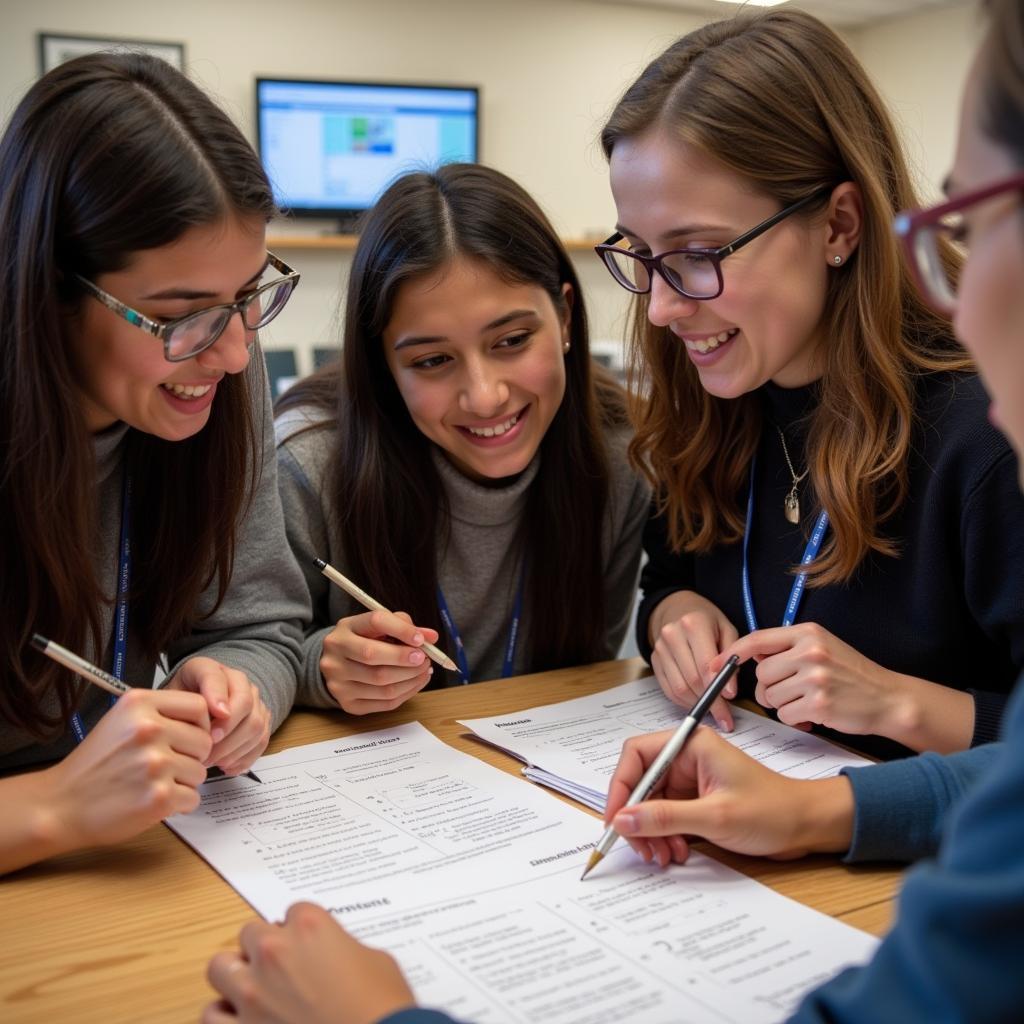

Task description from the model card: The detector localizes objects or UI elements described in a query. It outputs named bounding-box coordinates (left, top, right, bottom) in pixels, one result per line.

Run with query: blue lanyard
left=71, top=473, right=132, bottom=742
left=741, top=454, right=829, bottom=633
left=436, top=566, right=525, bottom=686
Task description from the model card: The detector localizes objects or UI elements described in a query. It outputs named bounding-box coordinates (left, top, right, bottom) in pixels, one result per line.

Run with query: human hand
left=202, top=902, right=415, bottom=1024
left=168, top=658, right=271, bottom=773
left=648, top=591, right=740, bottom=729
left=42, top=688, right=211, bottom=851
left=320, top=610, right=437, bottom=715
left=604, top=726, right=854, bottom=866
left=710, top=623, right=907, bottom=738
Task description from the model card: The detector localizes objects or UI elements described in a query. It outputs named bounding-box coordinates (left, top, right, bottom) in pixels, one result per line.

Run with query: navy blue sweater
left=636, top=372, right=1024, bottom=756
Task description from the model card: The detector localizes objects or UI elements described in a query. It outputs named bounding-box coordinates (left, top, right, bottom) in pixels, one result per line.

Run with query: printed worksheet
left=458, top=676, right=872, bottom=810
left=167, top=722, right=876, bottom=1024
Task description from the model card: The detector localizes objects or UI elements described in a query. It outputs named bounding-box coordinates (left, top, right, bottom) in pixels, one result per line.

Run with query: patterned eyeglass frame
left=74, top=252, right=300, bottom=362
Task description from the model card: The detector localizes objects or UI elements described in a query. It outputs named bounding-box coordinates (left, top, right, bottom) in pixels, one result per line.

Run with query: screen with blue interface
left=256, top=79, right=479, bottom=217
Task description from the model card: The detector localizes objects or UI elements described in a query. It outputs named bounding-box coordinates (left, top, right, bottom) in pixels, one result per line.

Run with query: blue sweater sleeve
left=378, top=1011, right=458, bottom=1024
left=840, top=745, right=1001, bottom=863
left=789, top=680, right=1024, bottom=1024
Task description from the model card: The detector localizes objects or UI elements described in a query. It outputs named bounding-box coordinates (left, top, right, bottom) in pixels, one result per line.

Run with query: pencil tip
left=580, top=850, right=602, bottom=880
left=30, top=633, right=47, bottom=652
left=313, top=557, right=326, bottom=570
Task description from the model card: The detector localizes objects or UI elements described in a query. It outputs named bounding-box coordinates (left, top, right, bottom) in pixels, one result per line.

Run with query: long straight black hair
left=0, top=53, right=275, bottom=738
left=278, top=164, right=627, bottom=674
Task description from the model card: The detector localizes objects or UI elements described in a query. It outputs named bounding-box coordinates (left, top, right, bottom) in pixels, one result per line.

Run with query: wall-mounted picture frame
left=38, top=32, right=185, bottom=75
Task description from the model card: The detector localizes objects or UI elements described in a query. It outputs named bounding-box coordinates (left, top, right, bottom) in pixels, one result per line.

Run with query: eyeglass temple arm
left=718, top=188, right=831, bottom=258
left=75, top=276, right=165, bottom=337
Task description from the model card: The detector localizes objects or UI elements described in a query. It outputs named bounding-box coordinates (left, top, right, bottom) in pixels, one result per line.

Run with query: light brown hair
left=601, top=9, right=969, bottom=584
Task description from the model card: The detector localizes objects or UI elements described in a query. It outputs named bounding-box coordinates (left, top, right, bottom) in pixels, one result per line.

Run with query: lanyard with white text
left=436, top=566, right=525, bottom=686
left=741, top=455, right=829, bottom=633
left=70, top=473, right=132, bottom=743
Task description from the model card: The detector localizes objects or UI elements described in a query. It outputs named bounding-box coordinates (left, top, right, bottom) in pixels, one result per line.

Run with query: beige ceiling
left=587, top=0, right=970, bottom=30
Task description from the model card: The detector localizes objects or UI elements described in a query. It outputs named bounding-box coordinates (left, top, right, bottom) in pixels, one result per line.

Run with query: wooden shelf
left=267, top=234, right=601, bottom=253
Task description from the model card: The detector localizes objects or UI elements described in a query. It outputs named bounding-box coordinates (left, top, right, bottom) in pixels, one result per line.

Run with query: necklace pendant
left=784, top=488, right=800, bottom=524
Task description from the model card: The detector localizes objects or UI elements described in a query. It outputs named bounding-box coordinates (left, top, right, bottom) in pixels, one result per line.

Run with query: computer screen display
left=256, top=77, right=479, bottom=223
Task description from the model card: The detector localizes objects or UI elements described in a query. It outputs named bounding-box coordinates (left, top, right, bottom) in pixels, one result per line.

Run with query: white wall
left=0, top=0, right=981, bottom=376
left=849, top=1, right=981, bottom=201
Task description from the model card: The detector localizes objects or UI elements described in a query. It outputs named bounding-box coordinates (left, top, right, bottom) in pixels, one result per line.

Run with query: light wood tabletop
left=0, top=658, right=902, bottom=1023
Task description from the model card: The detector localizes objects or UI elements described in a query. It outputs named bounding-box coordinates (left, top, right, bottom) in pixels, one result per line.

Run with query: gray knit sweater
left=276, top=406, right=650, bottom=708
left=1, top=375, right=310, bottom=772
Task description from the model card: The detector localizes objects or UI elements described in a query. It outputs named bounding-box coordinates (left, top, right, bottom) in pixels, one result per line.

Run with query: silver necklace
left=776, top=425, right=808, bottom=524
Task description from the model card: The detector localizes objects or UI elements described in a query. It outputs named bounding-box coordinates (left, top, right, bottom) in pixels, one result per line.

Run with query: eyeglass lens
left=912, top=215, right=965, bottom=311
left=602, top=247, right=720, bottom=298
left=164, top=277, right=295, bottom=360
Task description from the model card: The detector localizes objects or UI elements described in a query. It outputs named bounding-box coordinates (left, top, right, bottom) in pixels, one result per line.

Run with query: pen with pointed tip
left=313, top=557, right=458, bottom=672
left=580, top=654, right=740, bottom=881
left=30, top=633, right=262, bottom=784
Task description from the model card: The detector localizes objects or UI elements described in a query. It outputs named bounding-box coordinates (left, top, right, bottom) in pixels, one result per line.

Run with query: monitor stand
left=330, top=211, right=365, bottom=235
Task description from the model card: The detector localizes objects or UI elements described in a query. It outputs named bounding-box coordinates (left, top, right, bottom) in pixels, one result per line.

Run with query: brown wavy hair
left=601, top=9, right=970, bottom=585
left=0, top=53, right=274, bottom=738
left=277, top=164, right=628, bottom=673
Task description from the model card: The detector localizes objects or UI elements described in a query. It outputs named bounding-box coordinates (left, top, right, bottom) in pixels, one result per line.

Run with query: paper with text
left=167, top=722, right=876, bottom=1023
left=458, top=676, right=872, bottom=811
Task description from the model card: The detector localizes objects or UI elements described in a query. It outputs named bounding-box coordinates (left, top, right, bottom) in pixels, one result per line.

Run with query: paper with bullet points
left=167, top=721, right=875, bottom=1023
left=459, top=676, right=872, bottom=812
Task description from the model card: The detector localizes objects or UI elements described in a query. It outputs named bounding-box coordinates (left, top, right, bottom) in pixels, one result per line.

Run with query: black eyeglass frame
left=594, top=188, right=832, bottom=301
left=74, top=251, right=300, bottom=363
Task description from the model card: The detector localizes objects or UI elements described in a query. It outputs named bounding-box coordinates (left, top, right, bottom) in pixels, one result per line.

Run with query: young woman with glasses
left=273, top=164, right=648, bottom=714
left=207, top=2, right=1024, bottom=1020
left=0, top=53, right=309, bottom=874
left=597, top=8, right=1024, bottom=758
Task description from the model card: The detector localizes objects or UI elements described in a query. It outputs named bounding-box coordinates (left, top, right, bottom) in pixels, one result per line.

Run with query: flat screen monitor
left=256, top=77, right=479, bottom=230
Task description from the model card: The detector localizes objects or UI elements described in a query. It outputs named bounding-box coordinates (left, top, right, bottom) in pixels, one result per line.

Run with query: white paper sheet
left=167, top=721, right=876, bottom=1023
left=458, top=676, right=872, bottom=810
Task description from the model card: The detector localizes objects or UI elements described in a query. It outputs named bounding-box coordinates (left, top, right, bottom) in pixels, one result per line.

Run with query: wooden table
left=0, top=659, right=902, bottom=1023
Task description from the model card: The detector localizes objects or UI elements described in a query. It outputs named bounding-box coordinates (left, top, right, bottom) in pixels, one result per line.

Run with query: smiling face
left=949, top=58, right=1024, bottom=482
left=66, top=215, right=267, bottom=440
left=382, top=256, right=571, bottom=484
left=608, top=130, right=837, bottom=397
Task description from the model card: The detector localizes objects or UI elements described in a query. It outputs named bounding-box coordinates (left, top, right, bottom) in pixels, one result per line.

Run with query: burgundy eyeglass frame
left=894, top=170, right=1024, bottom=314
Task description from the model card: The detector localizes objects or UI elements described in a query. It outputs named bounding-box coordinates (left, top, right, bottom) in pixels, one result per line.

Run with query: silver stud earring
left=563, top=341, right=570, bottom=353
left=833, top=255, right=843, bottom=265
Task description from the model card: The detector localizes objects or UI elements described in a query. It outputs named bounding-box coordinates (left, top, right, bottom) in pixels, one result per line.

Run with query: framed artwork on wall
left=38, top=32, right=185, bottom=75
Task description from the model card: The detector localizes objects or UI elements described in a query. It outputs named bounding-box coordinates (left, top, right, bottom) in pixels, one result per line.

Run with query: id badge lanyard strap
left=437, top=565, right=526, bottom=686
left=70, top=473, right=132, bottom=742
left=741, top=455, right=829, bottom=633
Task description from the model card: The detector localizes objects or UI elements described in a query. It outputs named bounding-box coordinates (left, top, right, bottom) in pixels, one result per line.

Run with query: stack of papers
left=167, top=721, right=877, bottom=1023
left=459, top=675, right=871, bottom=811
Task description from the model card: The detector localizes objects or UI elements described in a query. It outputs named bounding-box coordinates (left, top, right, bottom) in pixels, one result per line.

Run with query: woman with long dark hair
left=1, top=53, right=308, bottom=874
left=276, top=164, right=648, bottom=714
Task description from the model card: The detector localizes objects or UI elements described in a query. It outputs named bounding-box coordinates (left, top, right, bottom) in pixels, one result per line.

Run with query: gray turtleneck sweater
left=1, top=376, right=310, bottom=773
left=275, top=406, right=649, bottom=707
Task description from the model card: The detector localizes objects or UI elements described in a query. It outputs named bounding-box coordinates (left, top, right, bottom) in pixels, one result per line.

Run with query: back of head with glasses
left=598, top=8, right=970, bottom=587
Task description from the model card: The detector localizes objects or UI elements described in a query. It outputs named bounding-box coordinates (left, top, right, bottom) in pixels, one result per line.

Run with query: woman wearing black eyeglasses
left=599, top=8, right=1024, bottom=759
left=0, top=53, right=309, bottom=874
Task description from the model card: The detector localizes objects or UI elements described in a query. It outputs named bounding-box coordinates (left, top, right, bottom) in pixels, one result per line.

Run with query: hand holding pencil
left=593, top=656, right=855, bottom=869
left=315, top=558, right=455, bottom=716
left=22, top=636, right=214, bottom=858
